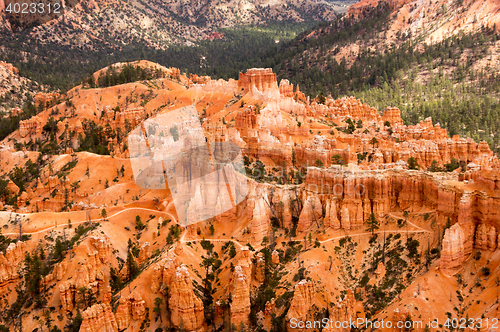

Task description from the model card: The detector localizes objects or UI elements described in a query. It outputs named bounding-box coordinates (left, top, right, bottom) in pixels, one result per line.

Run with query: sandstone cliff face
left=441, top=222, right=475, bottom=272
left=230, top=266, right=251, bottom=327
left=250, top=196, right=270, bottom=245
left=297, top=194, right=322, bottom=232
left=238, top=68, right=277, bottom=93
left=272, top=187, right=293, bottom=228
left=75, top=251, right=105, bottom=289
left=169, top=265, right=204, bottom=332
left=60, top=280, right=77, bottom=312
left=474, top=223, right=497, bottom=251
left=42, top=260, right=67, bottom=286
left=324, top=198, right=340, bottom=230
left=287, top=280, right=316, bottom=331
left=19, top=116, right=43, bottom=138
left=138, top=242, right=151, bottom=264
left=79, top=303, right=118, bottom=332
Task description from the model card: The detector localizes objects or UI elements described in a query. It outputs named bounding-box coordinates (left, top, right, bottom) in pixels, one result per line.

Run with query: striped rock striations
left=286, top=279, right=316, bottom=331
left=79, top=303, right=119, bottom=332
left=169, top=265, right=204, bottom=332
left=229, top=266, right=251, bottom=327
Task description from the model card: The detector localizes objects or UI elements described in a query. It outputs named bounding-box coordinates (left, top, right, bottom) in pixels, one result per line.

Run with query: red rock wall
left=238, top=68, right=277, bottom=92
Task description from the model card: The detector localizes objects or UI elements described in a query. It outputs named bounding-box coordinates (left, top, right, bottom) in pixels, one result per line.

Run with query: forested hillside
left=0, top=23, right=313, bottom=91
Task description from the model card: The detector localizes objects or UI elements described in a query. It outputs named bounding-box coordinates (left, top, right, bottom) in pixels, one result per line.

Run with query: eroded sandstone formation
left=0, top=242, right=25, bottom=286
left=297, top=194, right=322, bottom=232
left=151, top=252, right=179, bottom=293
left=79, top=303, right=119, bottom=332
left=250, top=195, right=270, bottom=245
left=229, top=266, right=251, bottom=327
left=254, top=252, right=266, bottom=283
left=236, top=246, right=253, bottom=281
left=474, top=223, right=497, bottom=251
left=287, top=279, right=316, bottom=331
left=324, top=290, right=365, bottom=332
left=89, top=234, right=112, bottom=263
left=60, top=251, right=106, bottom=312
left=238, top=68, right=277, bottom=92
left=19, top=116, right=43, bottom=138
left=169, top=265, right=204, bottom=331
left=115, top=291, right=147, bottom=330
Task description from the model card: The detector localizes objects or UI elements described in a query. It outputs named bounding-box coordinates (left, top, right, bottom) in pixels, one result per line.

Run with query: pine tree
left=365, top=213, right=379, bottom=236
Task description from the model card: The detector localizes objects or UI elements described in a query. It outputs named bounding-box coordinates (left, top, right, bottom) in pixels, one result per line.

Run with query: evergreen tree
left=365, top=213, right=380, bottom=235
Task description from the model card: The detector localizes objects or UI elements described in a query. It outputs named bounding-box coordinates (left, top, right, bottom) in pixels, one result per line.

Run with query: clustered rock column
left=230, top=266, right=251, bottom=327
left=168, top=265, right=205, bottom=331
left=286, top=279, right=316, bottom=331
left=79, top=303, right=119, bottom=332
left=115, top=292, right=147, bottom=330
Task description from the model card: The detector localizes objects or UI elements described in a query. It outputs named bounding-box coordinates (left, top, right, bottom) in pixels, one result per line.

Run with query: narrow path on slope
left=181, top=237, right=245, bottom=249
left=2, top=208, right=177, bottom=236
left=3, top=209, right=432, bottom=250
left=319, top=229, right=431, bottom=244
left=386, top=212, right=432, bottom=233
left=181, top=225, right=432, bottom=250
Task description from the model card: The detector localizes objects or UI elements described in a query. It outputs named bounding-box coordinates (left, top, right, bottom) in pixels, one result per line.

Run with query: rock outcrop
left=237, top=246, right=253, bottom=281
left=474, top=223, right=497, bottom=251
left=297, top=194, right=322, bottom=232
left=251, top=196, right=270, bottom=245
left=230, top=266, right=251, bottom=327
left=238, top=68, right=277, bottom=92
left=254, top=252, right=266, bottom=283
left=138, top=242, right=151, bottom=264
left=324, top=290, right=365, bottom=331
left=115, top=291, right=147, bottom=330
left=151, top=252, right=179, bottom=293
left=60, top=251, right=106, bottom=311
left=169, top=265, right=204, bottom=331
left=60, top=281, right=77, bottom=312
left=19, top=116, right=43, bottom=138
left=287, top=280, right=316, bottom=331
left=272, top=250, right=280, bottom=264
left=440, top=222, right=474, bottom=272
left=79, top=303, right=118, bottom=332
left=0, top=242, right=25, bottom=286
left=89, top=234, right=112, bottom=263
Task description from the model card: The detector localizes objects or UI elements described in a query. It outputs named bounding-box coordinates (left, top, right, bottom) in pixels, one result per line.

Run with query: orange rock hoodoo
left=19, top=116, right=43, bottom=138
left=229, top=266, right=251, bottom=327
left=238, top=68, right=277, bottom=92
left=79, top=303, right=119, bottom=332
left=0, top=242, right=26, bottom=286
left=168, top=265, right=204, bottom=331
left=286, top=279, right=316, bottom=331
left=115, top=292, right=147, bottom=330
